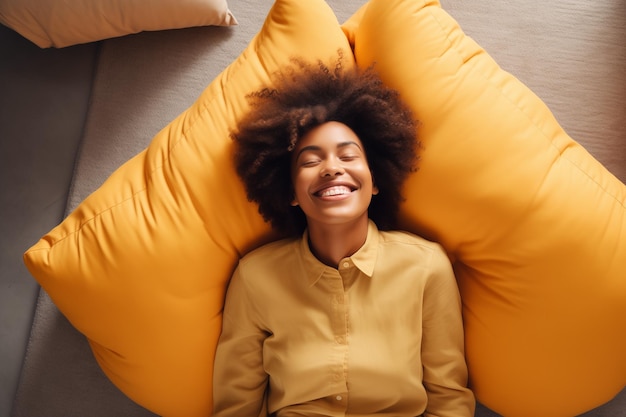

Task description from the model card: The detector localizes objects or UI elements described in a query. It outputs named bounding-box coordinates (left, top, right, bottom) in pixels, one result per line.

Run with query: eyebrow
left=295, top=141, right=363, bottom=161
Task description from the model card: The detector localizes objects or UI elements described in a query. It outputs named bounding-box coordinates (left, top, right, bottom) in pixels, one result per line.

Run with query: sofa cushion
left=0, top=0, right=236, bottom=48
left=22, top=0, right=353, bottom=415
left=345, top=0, right=626, bottom=416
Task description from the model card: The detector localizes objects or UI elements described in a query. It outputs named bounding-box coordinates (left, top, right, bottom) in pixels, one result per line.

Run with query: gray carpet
left=12, top=0, right=626, bottom=415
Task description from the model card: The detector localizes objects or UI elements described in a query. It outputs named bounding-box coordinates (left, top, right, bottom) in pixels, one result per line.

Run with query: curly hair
left=232, top=53, right=419, bottom=237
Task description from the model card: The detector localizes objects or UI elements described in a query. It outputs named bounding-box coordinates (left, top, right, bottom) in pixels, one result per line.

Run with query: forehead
left=295, top=121, right=363, bottom=151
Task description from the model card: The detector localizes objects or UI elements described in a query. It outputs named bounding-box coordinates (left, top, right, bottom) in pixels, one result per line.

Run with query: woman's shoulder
left=240, top=236, right=300, bottom=266
left=376, top=229, right=455, bottom=283
left=378, top=228, right=442, bottom=251
left=377, top=228, right=452, bottom=264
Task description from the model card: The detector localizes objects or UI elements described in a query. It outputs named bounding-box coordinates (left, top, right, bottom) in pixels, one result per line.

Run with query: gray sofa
left=1, top=0, right=624, bottom=416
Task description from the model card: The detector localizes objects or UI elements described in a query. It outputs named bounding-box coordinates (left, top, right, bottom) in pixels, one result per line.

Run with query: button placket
left=327, top=270, right=349, bottom=392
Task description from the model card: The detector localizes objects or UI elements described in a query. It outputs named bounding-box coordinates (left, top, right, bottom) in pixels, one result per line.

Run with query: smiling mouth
left=315, top=185, right=354, bottom=197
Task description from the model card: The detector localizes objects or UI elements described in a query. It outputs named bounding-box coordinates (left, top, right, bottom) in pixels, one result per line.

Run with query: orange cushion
left=345, top=0, right=626, bottom=416
left=22, top=0, right=353, bottom=415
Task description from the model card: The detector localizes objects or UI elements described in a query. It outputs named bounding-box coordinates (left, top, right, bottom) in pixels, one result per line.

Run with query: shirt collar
left=299, top=220, right=380, bottom=287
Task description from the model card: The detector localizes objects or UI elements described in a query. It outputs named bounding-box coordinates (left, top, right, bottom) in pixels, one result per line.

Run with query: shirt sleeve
left=421, top=248, right=475, bottom=417
left=213, top=265, right=269, bottom=417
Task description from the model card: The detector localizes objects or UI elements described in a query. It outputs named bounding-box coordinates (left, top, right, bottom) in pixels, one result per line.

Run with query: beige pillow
left=0, top=0, right=236, bottom=48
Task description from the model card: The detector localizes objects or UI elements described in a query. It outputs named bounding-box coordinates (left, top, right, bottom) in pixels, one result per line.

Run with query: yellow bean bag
left=344, top=0, right=626, bottom=416
left=22, top=0, right=353, bottom=415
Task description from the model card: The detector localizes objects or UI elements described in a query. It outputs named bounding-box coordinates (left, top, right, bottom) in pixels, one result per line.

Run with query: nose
left=320, top=157, right=345, bottom=177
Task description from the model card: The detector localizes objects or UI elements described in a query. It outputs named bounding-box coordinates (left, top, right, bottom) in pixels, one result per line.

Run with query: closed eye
left=300, top=158, right=321, bottom=167
left=340, top=154, right=359, bottom=161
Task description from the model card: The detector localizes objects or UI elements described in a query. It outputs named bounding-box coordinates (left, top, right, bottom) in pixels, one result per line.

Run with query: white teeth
left=319, top=186, right=351, bottom=197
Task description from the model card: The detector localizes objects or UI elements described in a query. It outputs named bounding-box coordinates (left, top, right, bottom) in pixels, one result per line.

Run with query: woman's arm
left=213, top=266, right=269, bottom=417
left=421, top=248, right=475, bottom=417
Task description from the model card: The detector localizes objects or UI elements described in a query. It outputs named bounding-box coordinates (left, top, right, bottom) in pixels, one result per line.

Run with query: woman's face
left=290, top=121, right=378, bottom=229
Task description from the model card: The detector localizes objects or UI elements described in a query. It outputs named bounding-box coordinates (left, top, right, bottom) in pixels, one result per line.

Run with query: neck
left=306, top=216, right=370, bottom=268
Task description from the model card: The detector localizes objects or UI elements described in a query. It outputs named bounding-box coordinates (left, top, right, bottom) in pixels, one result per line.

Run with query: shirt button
left=336, top=395, right=343, bottom=401
left=342, top=261, right=350, bottom=268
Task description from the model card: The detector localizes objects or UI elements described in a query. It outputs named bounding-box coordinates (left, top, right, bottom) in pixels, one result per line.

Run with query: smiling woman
left=232, top=56, right=417, bottom=236
left=213, top=57, right=476, bottom=416
left=290, top=122, right=378, bottom=263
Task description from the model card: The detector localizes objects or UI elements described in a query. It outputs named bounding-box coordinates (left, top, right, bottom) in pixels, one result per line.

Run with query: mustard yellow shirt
left=213, top=221, right=474, bottom=416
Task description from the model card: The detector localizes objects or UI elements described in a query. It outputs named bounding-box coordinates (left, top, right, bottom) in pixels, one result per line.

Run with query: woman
left=213, top=55, right=475, bottom=416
